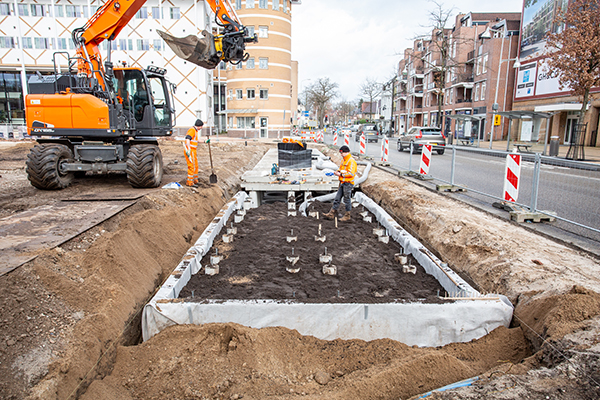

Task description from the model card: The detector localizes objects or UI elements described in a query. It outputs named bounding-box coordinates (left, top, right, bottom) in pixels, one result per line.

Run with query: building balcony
left=455, top=98, right=472, bottom=104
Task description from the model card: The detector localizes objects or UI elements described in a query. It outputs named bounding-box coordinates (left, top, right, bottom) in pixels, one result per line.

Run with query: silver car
left=397, top=126, right=446, bottom=155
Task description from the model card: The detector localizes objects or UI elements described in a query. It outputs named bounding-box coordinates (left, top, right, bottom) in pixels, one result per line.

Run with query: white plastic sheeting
left=142, top=191, right=514, bottom=346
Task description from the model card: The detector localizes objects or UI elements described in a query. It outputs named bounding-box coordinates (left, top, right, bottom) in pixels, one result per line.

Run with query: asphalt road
left=323, top=132, right=600, bottom=250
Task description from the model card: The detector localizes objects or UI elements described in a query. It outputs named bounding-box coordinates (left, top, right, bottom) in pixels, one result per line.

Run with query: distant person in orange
left=184, top=119, right=203, bottom=186
left=324, top=145, right=357, bottom=221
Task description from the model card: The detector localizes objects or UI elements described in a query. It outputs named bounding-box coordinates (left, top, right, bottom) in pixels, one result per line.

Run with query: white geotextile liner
left=142, top=191, right=514, bottom=346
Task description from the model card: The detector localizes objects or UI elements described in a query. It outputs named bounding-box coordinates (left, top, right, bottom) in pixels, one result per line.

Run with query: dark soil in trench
left=179, top=200, right=447, bottom=304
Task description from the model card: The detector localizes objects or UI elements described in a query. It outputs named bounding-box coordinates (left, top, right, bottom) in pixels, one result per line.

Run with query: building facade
left=218, top=0, right=299, bottom=138
left=395, top=12, right=521, bottom=143
left=512, top=0, right=599, bottom=147
left=0, top=0, right=220, bottom=138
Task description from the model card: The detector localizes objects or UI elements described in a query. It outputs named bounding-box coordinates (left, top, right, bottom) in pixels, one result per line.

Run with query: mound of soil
left=180, top=201, right=446, bottom=304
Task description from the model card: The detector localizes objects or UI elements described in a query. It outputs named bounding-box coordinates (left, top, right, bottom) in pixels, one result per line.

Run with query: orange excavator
left=25, top=0, right=256, bottom=190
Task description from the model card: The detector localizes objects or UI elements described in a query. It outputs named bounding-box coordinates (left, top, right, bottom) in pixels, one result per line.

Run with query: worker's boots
left=323, top=208, right=337, bottom=220
left=339, top=211, right=351, bottom=222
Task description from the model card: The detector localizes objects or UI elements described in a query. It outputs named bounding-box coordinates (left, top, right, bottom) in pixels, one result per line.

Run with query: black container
left=277, top=142, right=306, bottom=151
left=278, top=149, right=312, bottom=169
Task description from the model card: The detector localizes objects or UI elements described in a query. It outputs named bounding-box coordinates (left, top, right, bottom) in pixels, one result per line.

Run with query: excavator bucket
left=157, top=30, right=221, bottom=70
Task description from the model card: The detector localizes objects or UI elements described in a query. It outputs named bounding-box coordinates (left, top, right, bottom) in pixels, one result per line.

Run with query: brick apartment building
left=395, top=12, right=521, bottom=142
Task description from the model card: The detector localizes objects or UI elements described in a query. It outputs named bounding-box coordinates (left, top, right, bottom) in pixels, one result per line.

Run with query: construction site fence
left=402, top=143, right=600, bottom=242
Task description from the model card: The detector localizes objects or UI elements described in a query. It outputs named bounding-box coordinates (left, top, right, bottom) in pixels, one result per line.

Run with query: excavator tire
left=126, top=144, right=163, bottom=188
left=26, top=143, right=74, bottom=190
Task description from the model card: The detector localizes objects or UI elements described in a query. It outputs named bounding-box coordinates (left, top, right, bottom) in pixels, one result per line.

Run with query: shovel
left=207, top=134, right=217, bottom=184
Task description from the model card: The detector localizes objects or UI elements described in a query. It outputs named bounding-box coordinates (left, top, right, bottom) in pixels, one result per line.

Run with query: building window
left=235, top=0, right=242, bottom=10
left=482, top=54, right=488, bottom=73
left=247, top=88, right=255, bottom=99
left=136, top=7, right=148, bottom=19
left=480, top=82, right=486, bottom=100
left=236, top=62, right=242, bottom=70
left=259, top=26, right=268, bottom=38
left=283, top=0, right=288, bottom=13
left=273, top=0, right=280, bottom=10
left=151, top=7, right=162, bottom=19
left=119, top=39, right=127, bottom=51
left=259, top=89, right=268, bottom=99
left=17, top=4, right=29, bottom=16
left=153, top=39, right=162, bottom=51
left=228, top=89, right=233, bottom=100
left=236, top=89, right=243, bottom=100
left=54, top=5, right=64, bottom=18
left=137, top=39, right=150, bottom=51
left=65, top=5, right=81, bottom=18
left=476, top=57, right=481, bottom=75
left=0, top=3, right=11, bottom=16
left=21, top=37, right=33, bottom=49
left=170, top=7, right=180, bottom=19
left=34, top=37, right=50, bottom=49
left=259, top=57, right=268, bottom=69
left=57, top=38, right=68, bottom=50
left=83, top=6, right=89, bottom=18
left=246, top=0, right=255, bottom=9
left=0, top=36, right=15, bottom=49
left=237, top=117, right=255, bottom=129
left=474, top=84, right=479, bottom=101
left=246, top=57, right=255, bottom=69
left=246, top=26, right=255, bottom=38
left=259, top=0, right=268, bottom=9
left=30, top=4, right=46, bottom=17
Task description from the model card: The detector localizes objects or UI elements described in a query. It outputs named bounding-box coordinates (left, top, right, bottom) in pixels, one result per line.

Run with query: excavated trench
left=6, top=142, right=600, bottom=399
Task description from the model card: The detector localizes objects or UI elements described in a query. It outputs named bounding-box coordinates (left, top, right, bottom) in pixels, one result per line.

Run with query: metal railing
left=401, top=143, right=600, bottom=241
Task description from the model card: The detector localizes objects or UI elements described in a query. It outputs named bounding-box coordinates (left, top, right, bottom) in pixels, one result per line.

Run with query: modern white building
left=0, top=0, right=301, bottom=139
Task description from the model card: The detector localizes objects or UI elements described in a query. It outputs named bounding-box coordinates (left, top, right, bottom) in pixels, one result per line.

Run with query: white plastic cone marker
left=503, top=152, right=521, bottom=202
left=322, top=264, right=337, bottom=275
left=359, top=135, right=366, bottom=155
left=395, top=253, right=408, bottom=265
left=420, top=144, right=432, bottom=175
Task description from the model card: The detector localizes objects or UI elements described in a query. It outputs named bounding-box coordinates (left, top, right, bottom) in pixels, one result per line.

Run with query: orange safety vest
left=338, top=153, right=357, bottom=184
left=186, top=127, right=199, bottom=149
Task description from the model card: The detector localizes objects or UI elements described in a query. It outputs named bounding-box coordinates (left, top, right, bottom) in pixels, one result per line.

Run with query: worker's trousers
left=185, top=149, right=198, bottom=186
left=332, top=182, right=353, bottom=212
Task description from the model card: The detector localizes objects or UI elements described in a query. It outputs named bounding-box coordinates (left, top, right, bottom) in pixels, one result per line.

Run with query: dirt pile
left=1, top=142, right=600, bottom=399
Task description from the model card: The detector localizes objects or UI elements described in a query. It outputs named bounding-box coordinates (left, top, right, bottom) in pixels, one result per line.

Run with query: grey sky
left=291, top=0, right=524, bottom=101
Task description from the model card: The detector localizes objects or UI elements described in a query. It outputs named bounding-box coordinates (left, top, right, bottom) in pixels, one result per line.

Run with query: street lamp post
left=481, top=25, right=521, bottom=149
left=301, top=78, right=311, bottom=128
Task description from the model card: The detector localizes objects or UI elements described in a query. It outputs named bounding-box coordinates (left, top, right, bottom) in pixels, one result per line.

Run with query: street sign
left=494, top=114, right=501, bottom=126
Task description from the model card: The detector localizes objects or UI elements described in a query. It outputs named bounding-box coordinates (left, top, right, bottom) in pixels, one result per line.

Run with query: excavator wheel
left=126, top=144, right=163, bottom=188
left=26, top=143, right=74, bottom=190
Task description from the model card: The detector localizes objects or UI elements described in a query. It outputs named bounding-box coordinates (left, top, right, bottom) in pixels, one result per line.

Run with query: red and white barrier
left=359, top=135, right=366, bottom=155
left=381, top=135, right=389, bottom=162
left=316, top=131, right=324, bottom=142
left=293, top=127, right=299, bottom=135
left=344, top=133, right=350, bottom=147
left=503, top=152, right=521, bottom=202
left=419, top=144, right=432, bottom=175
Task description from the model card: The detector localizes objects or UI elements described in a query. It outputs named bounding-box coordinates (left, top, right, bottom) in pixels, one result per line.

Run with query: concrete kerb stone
left=142, top=191, right=514, bottom=347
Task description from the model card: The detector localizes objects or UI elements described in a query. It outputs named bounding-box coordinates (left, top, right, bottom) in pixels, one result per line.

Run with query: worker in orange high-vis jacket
left=324, top=145, right=358, bottom=222
left=184, top=119, right=203, bottom=186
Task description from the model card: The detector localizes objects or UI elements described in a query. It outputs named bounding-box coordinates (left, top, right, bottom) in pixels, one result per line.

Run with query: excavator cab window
left=148, top=77, right=170, bottom=127
left=113, top=69, right=150, bottom=123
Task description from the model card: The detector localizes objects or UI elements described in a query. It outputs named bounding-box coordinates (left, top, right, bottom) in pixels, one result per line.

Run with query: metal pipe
left=530, top=152, right=541, bottom=212
left=450, top=145, right=456, bottom=186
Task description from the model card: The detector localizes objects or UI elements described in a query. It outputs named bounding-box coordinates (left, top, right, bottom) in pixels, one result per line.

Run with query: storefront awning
left=534, top=103, right=582, bottom=113
left=217, top=109, right=258, bottom=115
left=494, top=110, right=556, bottom=119
left=447, top=114, right=486, bottom=121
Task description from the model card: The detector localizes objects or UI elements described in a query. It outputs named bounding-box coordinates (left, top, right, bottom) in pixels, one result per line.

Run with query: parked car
left=355, top=124, right=379, bottom=142
left=397, top=126, right=446, bottom=154
left=339, top=127, right=351, bottom=137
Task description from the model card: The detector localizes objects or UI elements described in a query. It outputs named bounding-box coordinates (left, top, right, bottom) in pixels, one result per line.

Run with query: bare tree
left=546, top=0, right=600, bottom=120
left=306, top=78, right=339, bottom=128
left=334, top=99, right=356, bottom=126
left=359, top=77, right=382, bottom=121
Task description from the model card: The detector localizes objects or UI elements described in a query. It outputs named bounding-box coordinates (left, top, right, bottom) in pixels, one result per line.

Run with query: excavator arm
left=73, top=0, right=256, bottom=91
left=157, top=0, right=257, bottom=70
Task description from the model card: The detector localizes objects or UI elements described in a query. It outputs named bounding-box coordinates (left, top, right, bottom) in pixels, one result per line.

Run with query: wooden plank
left=0, top=200, right=135, bottom=276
